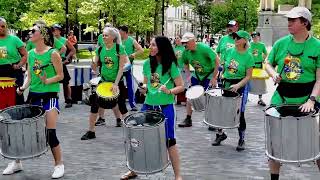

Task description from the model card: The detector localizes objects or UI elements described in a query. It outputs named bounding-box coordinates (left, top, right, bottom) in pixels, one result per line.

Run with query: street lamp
left=161, top=0, right=169, bottom=35
left=65, top=0, right=69, bottom=33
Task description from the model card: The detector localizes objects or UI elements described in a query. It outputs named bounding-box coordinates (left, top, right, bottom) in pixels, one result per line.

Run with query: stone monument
left=256, top=0, right=312, bottom=48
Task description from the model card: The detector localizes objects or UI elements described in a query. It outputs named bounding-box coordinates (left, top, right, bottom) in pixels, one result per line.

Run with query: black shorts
left=60, top=64, right=71, bottom=85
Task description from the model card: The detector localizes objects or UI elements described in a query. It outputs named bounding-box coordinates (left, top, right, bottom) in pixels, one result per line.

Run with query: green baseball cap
left=232, top=30, right=250, bottom=40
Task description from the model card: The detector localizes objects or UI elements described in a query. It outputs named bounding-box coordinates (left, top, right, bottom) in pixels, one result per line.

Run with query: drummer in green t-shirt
left=212, top=30, right=254, bottom=152
left=265, top=7, right=320, bottom=180
left=216, top=20, right=238, bottom=65
left=249, top=31, right=268, bottom=106
left=177, top=32, right=219, bottom=128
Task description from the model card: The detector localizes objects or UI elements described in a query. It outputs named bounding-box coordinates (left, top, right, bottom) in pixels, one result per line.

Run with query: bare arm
left=311, top=69, right=320, bottom=97
left=131, top=40, right=144, bottom=58
left=114, top=55, right=127, bottom=85
left=59, top=45, right=67, bottom=55
left=20, top=66, right=31, bottom=91
left=170, top=76, right=184, bottom=94
left=45, top=51, right=64, bottom=84
left=231, top=68, right=253, bottom=92
left=265, top=61, right=281, bottom=83
left=65, top=41, right=76, bottom=61
left=17, top=47, right=28, bottom=66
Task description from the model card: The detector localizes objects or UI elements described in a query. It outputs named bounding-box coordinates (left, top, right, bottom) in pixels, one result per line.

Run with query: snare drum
left=186, top=85, right=205, bottom=111
left=0, top=105, right=47, bottom=160
left=0, top=77, right=16, bottom=110
left=265, top=105, right=320, bottom=163
left=204, top=89, right=241, bottom=129
left=124, top=111, right=169, bottom=174
left=96, top=82, right=119, bottom=109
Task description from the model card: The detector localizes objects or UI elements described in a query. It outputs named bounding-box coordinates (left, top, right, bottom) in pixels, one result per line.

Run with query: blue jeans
left=124, top=69, right=136, bottom=108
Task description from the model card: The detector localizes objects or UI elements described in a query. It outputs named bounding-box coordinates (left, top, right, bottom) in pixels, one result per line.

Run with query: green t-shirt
left=95, top=44, right=126, bottom=82
left=174, top=45, right=185, bottom=68
left=249, top=42, right=267, bottom=68
left=268, top=35, right=320, bottom=106
left=28, top=48, right=60, bottom=93
left=216, top=34, right=235, bottom=64
left=182, top=42, right=216, bottom=80
left=223, top=48, right=254, bottom=81
left=0, top=35, right=24, bottom=65
left=143, top=59, right=180, bottom=105
left=53, top=37, right=67, bottom=58
left=97, top=34, right=104, bottom=47
left=26, top=40, right=36, bottom=51
left=122, top=36, right=135, bottom=62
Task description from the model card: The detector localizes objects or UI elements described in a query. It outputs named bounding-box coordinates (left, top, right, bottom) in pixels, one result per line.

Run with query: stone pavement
left=1, top=65, right=320, bottom=180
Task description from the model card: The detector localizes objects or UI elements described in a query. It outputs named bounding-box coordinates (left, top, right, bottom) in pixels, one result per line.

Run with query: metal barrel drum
left=123, top=111, right=169, bottom=174
left=249, top=68, right=269, bottom=95
left=203, top=89, right=241, bottom=129
left=186, top=85, right=205, bottom=111
left=0, top=105, right=47, bottom=160
left=265, top=105, right=320, bottom=163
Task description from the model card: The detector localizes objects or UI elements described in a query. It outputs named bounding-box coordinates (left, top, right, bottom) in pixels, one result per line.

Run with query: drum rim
left=126, top=161, right=170, bottom=175
left=264, top=105, right=319, bottom=118
left=124, top=111, right=166, bottom=128
left=205, top=88, right=241, bottom=98
left=265, top=150, right=320, bottom=163
left=0, top=105, right=45, bottom=124
left=0, top=147, right=48, bottom=160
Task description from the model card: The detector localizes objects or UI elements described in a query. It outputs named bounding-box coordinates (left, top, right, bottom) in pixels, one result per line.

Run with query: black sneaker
left=208, top=126, right=217, bottom=131
left=116, top=119, right=122, bottom=127
left=236, top=139, right=245, bottom=151
left=65, top=103, right=72, bottom=108
left=258, top=100, right=266, bottom=107
left=212, top=133, right=227, bottom=146
left=95, top=118, right=106, bottom=126
left=178, top=118, right=192, bottom=127
left=81, top=131, right=96, bottom=140
left=131, top=107, right=138, bottom=111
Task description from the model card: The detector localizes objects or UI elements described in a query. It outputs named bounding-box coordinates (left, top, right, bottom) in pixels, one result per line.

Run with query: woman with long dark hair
left=4, top=23, right=65, bottom=179
left=121, top=36, right=184, bottom=180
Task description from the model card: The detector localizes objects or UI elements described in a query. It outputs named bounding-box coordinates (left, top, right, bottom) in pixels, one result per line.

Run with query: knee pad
left=46, top=129, right=60, bottom=148
left=166, top=138, right=176, bottom=148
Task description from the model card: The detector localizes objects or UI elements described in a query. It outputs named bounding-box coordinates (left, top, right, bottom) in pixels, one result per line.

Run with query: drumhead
left=206, top=89, right=223, bottom=97
left=0, top=105, right=45, bottom=122
left=96, top=82, right=119, bottom=98
left=252, top=68, right=269, bottom=79
left=89, top=77, right=101, bottom=86
left=186, top=85, right=204, bottom=99
left=124, top=111, right=165, bottom=127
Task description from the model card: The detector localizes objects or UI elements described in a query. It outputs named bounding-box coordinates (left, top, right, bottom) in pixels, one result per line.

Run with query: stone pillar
left=298, top=0, right=312, bottom=10
left=260, top=0, right=275, bottom=11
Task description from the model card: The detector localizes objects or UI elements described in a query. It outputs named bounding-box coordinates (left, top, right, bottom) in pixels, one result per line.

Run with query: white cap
left=181, top=32, right=195, bottom=43
left=285, top=6, right=312, bottom=23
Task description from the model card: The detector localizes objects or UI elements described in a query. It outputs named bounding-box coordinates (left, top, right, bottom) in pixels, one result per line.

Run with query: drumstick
left=274, top=58, right=290, bottom=85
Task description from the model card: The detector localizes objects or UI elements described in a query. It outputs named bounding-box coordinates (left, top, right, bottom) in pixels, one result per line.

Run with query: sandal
left=120, top=171, right=138, bottom=180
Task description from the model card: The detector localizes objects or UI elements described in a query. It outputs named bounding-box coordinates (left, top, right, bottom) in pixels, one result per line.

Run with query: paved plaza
left=0, top=62, right=320, bottom=180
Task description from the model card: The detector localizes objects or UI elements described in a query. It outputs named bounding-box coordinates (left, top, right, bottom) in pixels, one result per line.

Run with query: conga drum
left=0, top=105, right=47, bottom=160
left=265, top=105, right=320, bottom=163
left=186, top=85, right=205, bottom=111
left=96, top=82, right=119, bottom=109
left=123, top=111, right=169, bottom=174
left=204, top=89, right=241, bottom=129
left=0, top=77, right=16, bottom=110
left=249, top=68, right=269, bottom=95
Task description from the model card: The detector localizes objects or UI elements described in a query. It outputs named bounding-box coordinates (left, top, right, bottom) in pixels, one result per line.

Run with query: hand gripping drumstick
left=274, top=58, right=290, bottom=85
left=217, top=66, right=223, bottom=88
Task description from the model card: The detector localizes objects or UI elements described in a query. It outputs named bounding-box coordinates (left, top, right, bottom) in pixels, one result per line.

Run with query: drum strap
left=254, top=62, right=263, bottom=69
left=276, top=81, right=315, bottom=101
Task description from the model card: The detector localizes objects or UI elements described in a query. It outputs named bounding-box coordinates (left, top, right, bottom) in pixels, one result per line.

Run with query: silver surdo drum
left=124, top=111, right=169, bottom=174
left=203, top=89, right=241, bottom=129
left=186, top=85, right=205, bottom=111
left=0, top=105, right=47, bottom=160
left=265, top=105, right=320, bottom=163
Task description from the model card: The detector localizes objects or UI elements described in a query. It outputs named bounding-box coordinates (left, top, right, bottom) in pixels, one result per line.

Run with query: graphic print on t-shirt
left=226, top=43, right=235, bottom=49
left=151, top=73, right=160, bottom=88
left=252, top=49, right=259, bottom=57
left=0, top=46, right=7, bottom=58
left=175, top=50, right=182, bottom=59
left=33, top=59, right=42, bottom=75
left=105, top=57, right=114, bottom=69
left=193, top=60, right=204, bottom=73
left=227, top=59, right=239, bottom=74
left=283, top=55, right=303, bottom=81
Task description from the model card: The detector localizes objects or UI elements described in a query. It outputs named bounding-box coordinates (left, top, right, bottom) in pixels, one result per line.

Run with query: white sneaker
left=51, top=164, right=64, bottom=179
left=3, top=161, right=23, bottom=175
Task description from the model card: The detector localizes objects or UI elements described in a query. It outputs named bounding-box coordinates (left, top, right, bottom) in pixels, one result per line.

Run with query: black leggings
left=238, top=112, right=246, bottom=132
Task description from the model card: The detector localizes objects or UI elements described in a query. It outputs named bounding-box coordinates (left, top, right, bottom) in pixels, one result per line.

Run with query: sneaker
left=236, top=139, right=245, bottom=151
left=65, top=103, right=72, bottom=108
left=131, top=107, right=138, bottom=112
left=116, top=119, right=122, bottom=127
left=51, top=164, right=64, bottom=179
left=3, top=161, right=23, bottom=175
left=258, top=100, right=266, bottom=107
left=212, top=133, right=227, bottom=146
left=81, top=131, right=96, bottom=140
left=208, top=126, right=217, bottom=131
left=95, top=118, right=106, bottom=126
left=178, top=118, right=192, bottom=127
